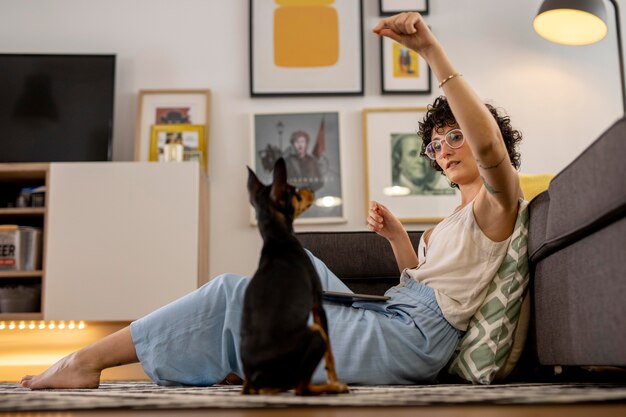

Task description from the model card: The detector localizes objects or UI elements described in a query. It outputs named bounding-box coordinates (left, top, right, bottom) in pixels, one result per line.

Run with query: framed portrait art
left=249, top=0, right=364, bottom=96
left=135, top=89, right=211, bottom=172
left=149, top=124, right=207, bottom=172
left=379, top=0, right=429, bottom=16
left=381, top=36, right=431, bottom=94
left=362, top=107, right=457, bottom=224
left=250, top=111, right=345, bottom=224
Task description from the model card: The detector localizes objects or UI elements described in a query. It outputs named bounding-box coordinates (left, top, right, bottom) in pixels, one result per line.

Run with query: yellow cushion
left=519, top=173, right=554, bottom=201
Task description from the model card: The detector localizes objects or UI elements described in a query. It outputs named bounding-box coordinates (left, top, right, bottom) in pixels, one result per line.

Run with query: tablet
left=322, top=291, right=390, bottom=303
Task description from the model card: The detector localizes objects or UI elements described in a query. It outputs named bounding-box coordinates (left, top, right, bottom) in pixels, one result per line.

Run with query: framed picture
left=249, top=0, right=364, bottom=96
left=135, top=89, right=211, bottom=170
left=250, top=111, right=345, bottom=224
left=379, top=0, right=429, bottom=16
left=362, top=107, right=457, bottom=224
left=381, top=36, right=431, bottom=94
left=149, top=124, right=207, bottom=172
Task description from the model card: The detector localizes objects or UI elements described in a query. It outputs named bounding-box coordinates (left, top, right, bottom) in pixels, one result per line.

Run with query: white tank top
left=403, top=201, right=511, bottom=331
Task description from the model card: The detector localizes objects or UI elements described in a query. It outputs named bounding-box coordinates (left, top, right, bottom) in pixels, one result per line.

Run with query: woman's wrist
left=417, top=40, right=443, bottom=63
left=387, top=228, right=409, bottom=244
left=420, top=42, right=458, bottom=85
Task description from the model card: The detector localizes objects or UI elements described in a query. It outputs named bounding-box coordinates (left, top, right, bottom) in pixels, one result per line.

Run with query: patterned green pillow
left=446, top=200, right=530, bottom=384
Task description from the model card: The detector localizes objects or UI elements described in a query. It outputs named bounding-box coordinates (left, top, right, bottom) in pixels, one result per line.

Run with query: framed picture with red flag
left=250, top=111, right=346, bottom=224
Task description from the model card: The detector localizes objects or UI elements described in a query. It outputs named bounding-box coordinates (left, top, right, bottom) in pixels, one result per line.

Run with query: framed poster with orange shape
left=380, top=35, right=432, bottom=94
left=249, top=0, right=364, bottom=96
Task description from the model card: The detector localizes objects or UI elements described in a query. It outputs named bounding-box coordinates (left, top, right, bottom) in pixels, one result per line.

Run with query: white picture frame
left=135, top=89, right=211, bottom=166
left=249, top=0, right=364, bottom=96
left=363, top=107, right=457, bottom=224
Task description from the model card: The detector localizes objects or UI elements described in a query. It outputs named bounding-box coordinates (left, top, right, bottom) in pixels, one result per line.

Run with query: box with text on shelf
left=0, top=225, right=42, bottom=271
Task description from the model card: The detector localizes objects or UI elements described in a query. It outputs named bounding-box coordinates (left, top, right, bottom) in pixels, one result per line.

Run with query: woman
left=21, top=12, right=522, bottom=390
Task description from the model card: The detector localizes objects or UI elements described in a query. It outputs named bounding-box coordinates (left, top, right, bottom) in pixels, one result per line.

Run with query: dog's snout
left=293, top=188, right=314, bottom=218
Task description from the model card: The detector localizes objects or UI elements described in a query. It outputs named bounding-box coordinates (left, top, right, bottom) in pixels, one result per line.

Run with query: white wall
left=1, top=0, right=623, bottom=279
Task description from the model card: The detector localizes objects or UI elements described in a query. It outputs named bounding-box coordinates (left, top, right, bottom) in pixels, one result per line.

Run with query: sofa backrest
left=528, top=117, right=626, bottom=264
left=527, top=117, right=626, bottom=366
left=296, top=231, right=422, bottom=295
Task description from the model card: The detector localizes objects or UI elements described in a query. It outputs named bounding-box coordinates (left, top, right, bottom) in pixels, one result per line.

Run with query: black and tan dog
left=241, top=158, right=348, bottom=396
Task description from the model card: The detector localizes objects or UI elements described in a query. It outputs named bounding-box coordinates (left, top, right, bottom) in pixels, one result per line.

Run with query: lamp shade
left=534, top=0, right=608, bottom=45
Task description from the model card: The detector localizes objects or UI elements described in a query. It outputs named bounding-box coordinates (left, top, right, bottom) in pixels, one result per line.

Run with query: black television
left=0, top=54, right=115, bottom=163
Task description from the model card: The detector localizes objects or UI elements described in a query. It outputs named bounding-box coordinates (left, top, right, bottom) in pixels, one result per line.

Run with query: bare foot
left=20, top=351, right=101, bottom=390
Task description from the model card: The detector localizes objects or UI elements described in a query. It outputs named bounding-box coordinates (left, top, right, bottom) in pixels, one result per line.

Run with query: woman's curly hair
left=417, top=96, right=522, bottom=178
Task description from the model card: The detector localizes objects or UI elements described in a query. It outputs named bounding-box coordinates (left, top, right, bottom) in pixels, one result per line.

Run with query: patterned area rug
left=1, top=381, right=626, bottom=411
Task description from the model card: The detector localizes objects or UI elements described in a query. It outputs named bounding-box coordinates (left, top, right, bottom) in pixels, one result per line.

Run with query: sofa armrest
left=296, top=231, right=423, bottom=295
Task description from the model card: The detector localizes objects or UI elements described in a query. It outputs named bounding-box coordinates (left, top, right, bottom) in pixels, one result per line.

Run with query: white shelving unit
left=42, top=161, right=209, bottom=321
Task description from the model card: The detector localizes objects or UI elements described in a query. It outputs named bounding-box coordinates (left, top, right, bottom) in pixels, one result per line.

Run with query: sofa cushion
left=446, top=200, right=530, bottom=384
left=519, top=173, right=553, bottom=202
left=533, top=214, right=626, bottom=365
left=529, top=117, right=626, bottom=263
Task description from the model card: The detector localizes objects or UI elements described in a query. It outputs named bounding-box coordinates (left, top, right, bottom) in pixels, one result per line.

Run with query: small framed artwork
left=135, top=89, right=211, bottom=168
left=250, top=111, right=346, bottom=224
left=381, top=36, right=431, bottom=94
left=362, top=107, right=457, bottom=224
left=249, top=0, right=364, bottom=96
left=379, top=0, right=429, bottom=16
left=149, top=125, right=207, bottom=172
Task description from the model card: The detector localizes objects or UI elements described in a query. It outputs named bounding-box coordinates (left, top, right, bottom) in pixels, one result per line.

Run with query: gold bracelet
left=438, top=73, right=463, bottom=89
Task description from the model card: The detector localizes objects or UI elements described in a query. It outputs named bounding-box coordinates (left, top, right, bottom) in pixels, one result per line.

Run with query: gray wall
left=1, top=0, right=623, bottom=279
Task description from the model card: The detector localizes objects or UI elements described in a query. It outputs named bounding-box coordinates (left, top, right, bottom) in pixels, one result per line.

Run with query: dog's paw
left=298, top=382, right=350, bottom=396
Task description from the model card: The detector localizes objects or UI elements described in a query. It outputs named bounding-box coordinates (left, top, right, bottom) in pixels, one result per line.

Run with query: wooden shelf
left=0, top=270, right=44, bottom=279
left=0, top=164, right=48, bottom=321
left=0, top=312, right=43, bottom=321
left=0, top=207, right=45, bottom=216
left=0, top=163, right=49, bottom=180
left=2, top=163, right=209, bottom=321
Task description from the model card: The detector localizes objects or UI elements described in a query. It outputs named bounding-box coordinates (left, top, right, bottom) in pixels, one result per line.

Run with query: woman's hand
left=372, top=12, right=438, bottom=55
left=367, top=201, right=404, bottom=241
left=368, top=201, right=419, bottom=271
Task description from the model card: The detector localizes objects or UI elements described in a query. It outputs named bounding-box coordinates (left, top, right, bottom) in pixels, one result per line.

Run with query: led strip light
left=0, top=320, right=86, bottom=331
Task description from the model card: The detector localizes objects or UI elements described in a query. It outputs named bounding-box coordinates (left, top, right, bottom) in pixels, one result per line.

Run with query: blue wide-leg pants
left=130, top=251, right=461, bottom=386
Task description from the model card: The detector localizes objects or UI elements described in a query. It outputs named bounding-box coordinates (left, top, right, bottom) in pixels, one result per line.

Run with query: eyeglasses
left=425, top=129, right=465, bottom=160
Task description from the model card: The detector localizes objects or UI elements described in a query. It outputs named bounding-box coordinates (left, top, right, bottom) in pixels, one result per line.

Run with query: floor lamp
left=533, top=0, right=626, bottom=115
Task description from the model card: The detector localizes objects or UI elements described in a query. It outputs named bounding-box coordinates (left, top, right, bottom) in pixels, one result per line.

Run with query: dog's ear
left=247, top=166, right=263, bottom=205
left=272, top=158, right=288, bottom=185
left=270, top=158, right=288, bottom=203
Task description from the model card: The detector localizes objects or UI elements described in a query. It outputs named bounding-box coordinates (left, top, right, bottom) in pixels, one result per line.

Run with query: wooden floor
left=1, top=404, right=625, bottom=417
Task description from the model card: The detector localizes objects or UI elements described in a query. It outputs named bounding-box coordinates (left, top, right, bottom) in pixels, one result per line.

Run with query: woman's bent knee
left=200, top=273, right=250, bottom=300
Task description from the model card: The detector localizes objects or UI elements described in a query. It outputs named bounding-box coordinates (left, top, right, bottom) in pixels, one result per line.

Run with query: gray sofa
left=297, top=117, right=626, bottom=378
left=528, top=117, right=626, bottom=369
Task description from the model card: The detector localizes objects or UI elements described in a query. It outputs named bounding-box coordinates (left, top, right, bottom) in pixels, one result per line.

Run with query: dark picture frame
left=379, top=0, right=429, bottom=16
left=250, top=111, right=346, bottom=224
left=380, top=35, right=432, bottom=95
left=249, top=0, right=364, bottom=97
